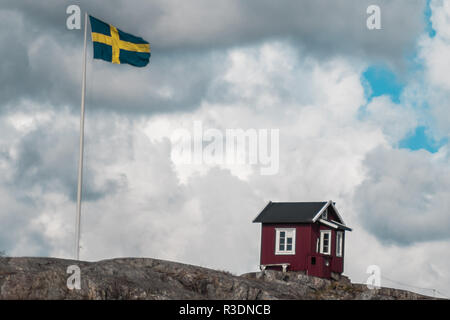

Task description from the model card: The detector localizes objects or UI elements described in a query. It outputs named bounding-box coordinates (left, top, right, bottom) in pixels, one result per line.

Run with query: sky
left=1, top=0, right=450, bottom=298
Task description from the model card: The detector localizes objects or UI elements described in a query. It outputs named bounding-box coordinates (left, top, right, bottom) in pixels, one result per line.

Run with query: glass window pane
left=337, top=232, right=342, bottom=256
left=321, top=231, right=331, bottom=254
left=278, top=229, right=295, bottom=253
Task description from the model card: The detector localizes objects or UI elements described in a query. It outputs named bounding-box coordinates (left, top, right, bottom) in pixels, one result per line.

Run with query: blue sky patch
left=362, top=65, right=405, bottom=103
left=425, top=0, right=436, bottom=38
left=399, top=126, right=447, bottom=153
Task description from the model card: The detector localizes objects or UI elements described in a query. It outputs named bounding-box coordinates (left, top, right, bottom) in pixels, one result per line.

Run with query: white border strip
left=319, top=218, right=339, bottom=229
left=312, top=200, right=331, bottom=222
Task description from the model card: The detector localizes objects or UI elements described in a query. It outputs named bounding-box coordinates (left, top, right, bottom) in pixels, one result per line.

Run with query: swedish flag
left=89, top=16, right=150, bottom=67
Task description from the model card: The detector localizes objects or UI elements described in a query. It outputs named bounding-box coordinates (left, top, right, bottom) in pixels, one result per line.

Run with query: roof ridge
left=270, top=201, right=328, bottom=203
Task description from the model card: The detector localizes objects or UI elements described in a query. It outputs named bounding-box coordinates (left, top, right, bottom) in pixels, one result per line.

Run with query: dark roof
left=253, top=202, right=328, bottom=223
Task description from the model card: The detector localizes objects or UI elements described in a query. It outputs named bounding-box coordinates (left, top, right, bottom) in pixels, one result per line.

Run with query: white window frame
left=336, top=231, right=343, bottom=257
left=275, top=228, right=296, bottom=255
left=320, top=230, right=331, bottom=255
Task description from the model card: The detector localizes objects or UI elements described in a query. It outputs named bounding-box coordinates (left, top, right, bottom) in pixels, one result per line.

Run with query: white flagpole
left=75, top=12, right=88, bottom=261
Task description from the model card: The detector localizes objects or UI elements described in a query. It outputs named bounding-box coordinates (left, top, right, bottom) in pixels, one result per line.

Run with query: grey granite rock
left=0, top=257, right=437, bottom=300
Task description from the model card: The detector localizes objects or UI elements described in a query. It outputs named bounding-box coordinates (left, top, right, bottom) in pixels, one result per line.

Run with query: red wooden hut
left=253, top=200, right=352, bottom=279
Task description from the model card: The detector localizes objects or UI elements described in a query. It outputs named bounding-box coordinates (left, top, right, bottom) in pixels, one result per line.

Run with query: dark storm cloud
left=85, top=50, right=227, bottom=115
left=354, top=146, right=450, bottom=245
left=0, top=1, right=225, bottom=116
left=0, top=187, right=53, bottom=256
left=0, top=0, right=426, bottom=116
left=0, top=9, right=81, bottom=111
left=4, top=0, right=426, bottom=56
left=10, top=118, right=123, bottom=203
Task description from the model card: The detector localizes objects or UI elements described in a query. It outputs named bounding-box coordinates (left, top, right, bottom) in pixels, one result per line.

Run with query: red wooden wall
left=259, top=205, right=346, bottom=278
left=260, top=223, right=312, bottom=271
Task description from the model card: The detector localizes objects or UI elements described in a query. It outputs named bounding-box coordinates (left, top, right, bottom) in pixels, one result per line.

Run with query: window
left=275, top=228, right=296, bottom=255
left=321, top=209, right=328, bottom=220
left=336, top=231, right=343, bottom=257
left=320, top=230, right=331, bottom=255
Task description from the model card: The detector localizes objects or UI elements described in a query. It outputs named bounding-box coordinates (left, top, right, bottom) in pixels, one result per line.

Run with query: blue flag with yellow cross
left=89, top=15, right=150, bottom=67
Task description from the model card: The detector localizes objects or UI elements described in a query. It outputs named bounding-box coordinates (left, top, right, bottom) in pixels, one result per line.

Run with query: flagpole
left=75, top=12, right=88, bottom=261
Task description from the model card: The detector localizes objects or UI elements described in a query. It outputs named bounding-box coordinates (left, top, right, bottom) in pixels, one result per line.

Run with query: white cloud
left=75, top=43, right=383, bottom=276
left=2, top=1, right=450, bottom=298
left=364, top=95, right=418, bottom=144
left=430, top=0, right=450, bottom=40
left=415, top=0, right=450, bottom=135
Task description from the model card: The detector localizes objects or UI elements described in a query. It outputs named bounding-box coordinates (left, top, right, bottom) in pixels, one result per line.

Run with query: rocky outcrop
left=0, top=257, right=435, bottom=300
